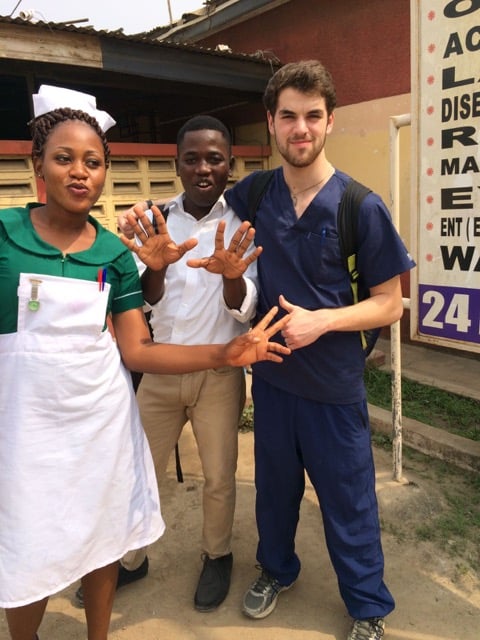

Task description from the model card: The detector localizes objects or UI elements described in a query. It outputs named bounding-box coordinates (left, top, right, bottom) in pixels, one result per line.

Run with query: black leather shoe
left=194, top=552, right=233, bottom=612
left=74, top=556, right=149, bottom=607
left=117, top=555, right=149, bottom=588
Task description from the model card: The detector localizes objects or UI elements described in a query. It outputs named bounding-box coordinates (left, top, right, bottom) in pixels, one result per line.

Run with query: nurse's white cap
left=32, top=84, right=116, bottom=132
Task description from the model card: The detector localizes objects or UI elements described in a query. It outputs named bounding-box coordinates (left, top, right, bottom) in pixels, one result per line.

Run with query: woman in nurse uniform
left=0, top=85, right=289, bottom=640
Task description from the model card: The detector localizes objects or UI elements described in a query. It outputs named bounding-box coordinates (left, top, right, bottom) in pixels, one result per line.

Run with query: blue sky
left=1, top=0, right=205, bottom=34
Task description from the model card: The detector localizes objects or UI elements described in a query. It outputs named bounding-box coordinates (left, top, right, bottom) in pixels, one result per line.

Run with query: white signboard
left=411, top=0, right=480, bottom=353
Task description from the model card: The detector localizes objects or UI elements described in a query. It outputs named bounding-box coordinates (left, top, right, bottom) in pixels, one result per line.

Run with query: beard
left=276, top=137, right=325, bottom=168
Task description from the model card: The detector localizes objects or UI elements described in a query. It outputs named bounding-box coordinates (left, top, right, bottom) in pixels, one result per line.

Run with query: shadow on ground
left=2, top=428, right=479, bottom=640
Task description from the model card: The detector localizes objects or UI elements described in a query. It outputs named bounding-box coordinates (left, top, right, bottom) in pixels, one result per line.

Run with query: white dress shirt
left=147, top=194, right=258, bottom=345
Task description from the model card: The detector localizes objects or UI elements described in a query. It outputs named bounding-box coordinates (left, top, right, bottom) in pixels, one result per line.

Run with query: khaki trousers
left=122, top=366, right=245, bottom=570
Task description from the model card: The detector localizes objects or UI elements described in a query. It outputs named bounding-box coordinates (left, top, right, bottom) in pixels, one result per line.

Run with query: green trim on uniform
left=0, top=205, right=144, bottom=333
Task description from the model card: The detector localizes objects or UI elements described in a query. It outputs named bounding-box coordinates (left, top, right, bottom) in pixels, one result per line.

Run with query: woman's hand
left=119, top=205, right=197, bottom=271
left=224, top=306, right=291, bottom=367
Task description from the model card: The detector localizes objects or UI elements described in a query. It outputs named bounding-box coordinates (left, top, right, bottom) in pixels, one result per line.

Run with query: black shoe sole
left=194, top=601, right=225, bottom=612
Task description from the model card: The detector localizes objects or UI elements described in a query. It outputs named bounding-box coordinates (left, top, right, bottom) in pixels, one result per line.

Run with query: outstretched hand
left=119, top=205, right=198, bottom=271
left=187, top=220, right=262, bottom=279
left=224, top=306, right=291, bottom=367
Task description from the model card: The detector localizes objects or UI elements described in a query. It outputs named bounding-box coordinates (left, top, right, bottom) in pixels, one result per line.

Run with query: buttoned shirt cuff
left=222, top=277, right=258, bottom=322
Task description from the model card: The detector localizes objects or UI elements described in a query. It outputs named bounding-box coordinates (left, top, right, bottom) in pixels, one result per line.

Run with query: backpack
left=246, top=170, right=381, bottom=356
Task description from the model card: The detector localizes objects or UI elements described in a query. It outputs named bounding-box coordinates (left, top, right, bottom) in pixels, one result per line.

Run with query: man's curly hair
left=30, top=108, right=111, bottom=167
left=263, top=60, right=337, bottom=117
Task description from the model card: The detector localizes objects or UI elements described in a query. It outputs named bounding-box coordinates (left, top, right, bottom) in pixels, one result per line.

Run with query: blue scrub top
left=225, top=168, right=415, bottom=403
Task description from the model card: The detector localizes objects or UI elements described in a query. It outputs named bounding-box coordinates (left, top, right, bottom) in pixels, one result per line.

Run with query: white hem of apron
left=0, top=309, right=165, bottom=607
left=0, top=530, right=164, bottom=609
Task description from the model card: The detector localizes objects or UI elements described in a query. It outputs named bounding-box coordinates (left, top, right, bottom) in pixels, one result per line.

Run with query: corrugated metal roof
left=0, top=14, right=273, bottom=64
left=0, top=13, right=278, bottom=143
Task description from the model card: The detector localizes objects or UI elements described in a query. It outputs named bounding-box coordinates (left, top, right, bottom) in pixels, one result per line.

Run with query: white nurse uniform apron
left=0, top=273, right=165, bottom=607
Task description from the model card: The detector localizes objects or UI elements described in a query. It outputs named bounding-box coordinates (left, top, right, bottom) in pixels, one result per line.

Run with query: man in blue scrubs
left=226, top=60, right=415, bottom=640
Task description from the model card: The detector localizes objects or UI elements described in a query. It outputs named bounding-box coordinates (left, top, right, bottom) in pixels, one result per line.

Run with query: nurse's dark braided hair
left=30, top=108, right=111, bottom=167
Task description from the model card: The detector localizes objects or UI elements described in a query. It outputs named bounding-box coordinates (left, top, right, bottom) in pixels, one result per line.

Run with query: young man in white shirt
left=110, top=115, right=258, bottom=612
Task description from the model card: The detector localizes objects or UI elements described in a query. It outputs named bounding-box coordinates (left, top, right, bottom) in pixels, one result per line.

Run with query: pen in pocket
left=97, top=268, right=107, bottom=291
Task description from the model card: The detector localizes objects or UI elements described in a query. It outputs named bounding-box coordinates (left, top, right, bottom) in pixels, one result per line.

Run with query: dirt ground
left=2, top=427, right=479, bottom=640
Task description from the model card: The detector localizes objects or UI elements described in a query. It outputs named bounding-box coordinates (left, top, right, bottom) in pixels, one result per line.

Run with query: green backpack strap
left=246, top=169, right=275, bottom=225
left=337, top=179, right=374, bottom=352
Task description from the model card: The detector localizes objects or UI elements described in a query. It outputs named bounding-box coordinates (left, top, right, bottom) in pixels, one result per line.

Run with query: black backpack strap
left=337, top=179, right=372, bottom=299
left=151, top=203, right=169, bottom=233
left=337, top=179, right=373, bottom=352
left=174, top=442, right=184, bottom=483
left=246, top=170, right=275, bottom=225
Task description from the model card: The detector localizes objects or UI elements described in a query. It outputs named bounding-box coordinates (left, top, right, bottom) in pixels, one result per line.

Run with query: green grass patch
left=240, top=369, right=480, bottom=442
left=368, top=431, right=480, bottom=569
left=239, top=403, right=254, bottom=432
left=364, top=366, right=480, bottom=441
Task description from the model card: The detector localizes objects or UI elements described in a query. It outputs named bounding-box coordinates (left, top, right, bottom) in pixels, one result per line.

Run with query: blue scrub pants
left=252, top=376, right=395, bottom=620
